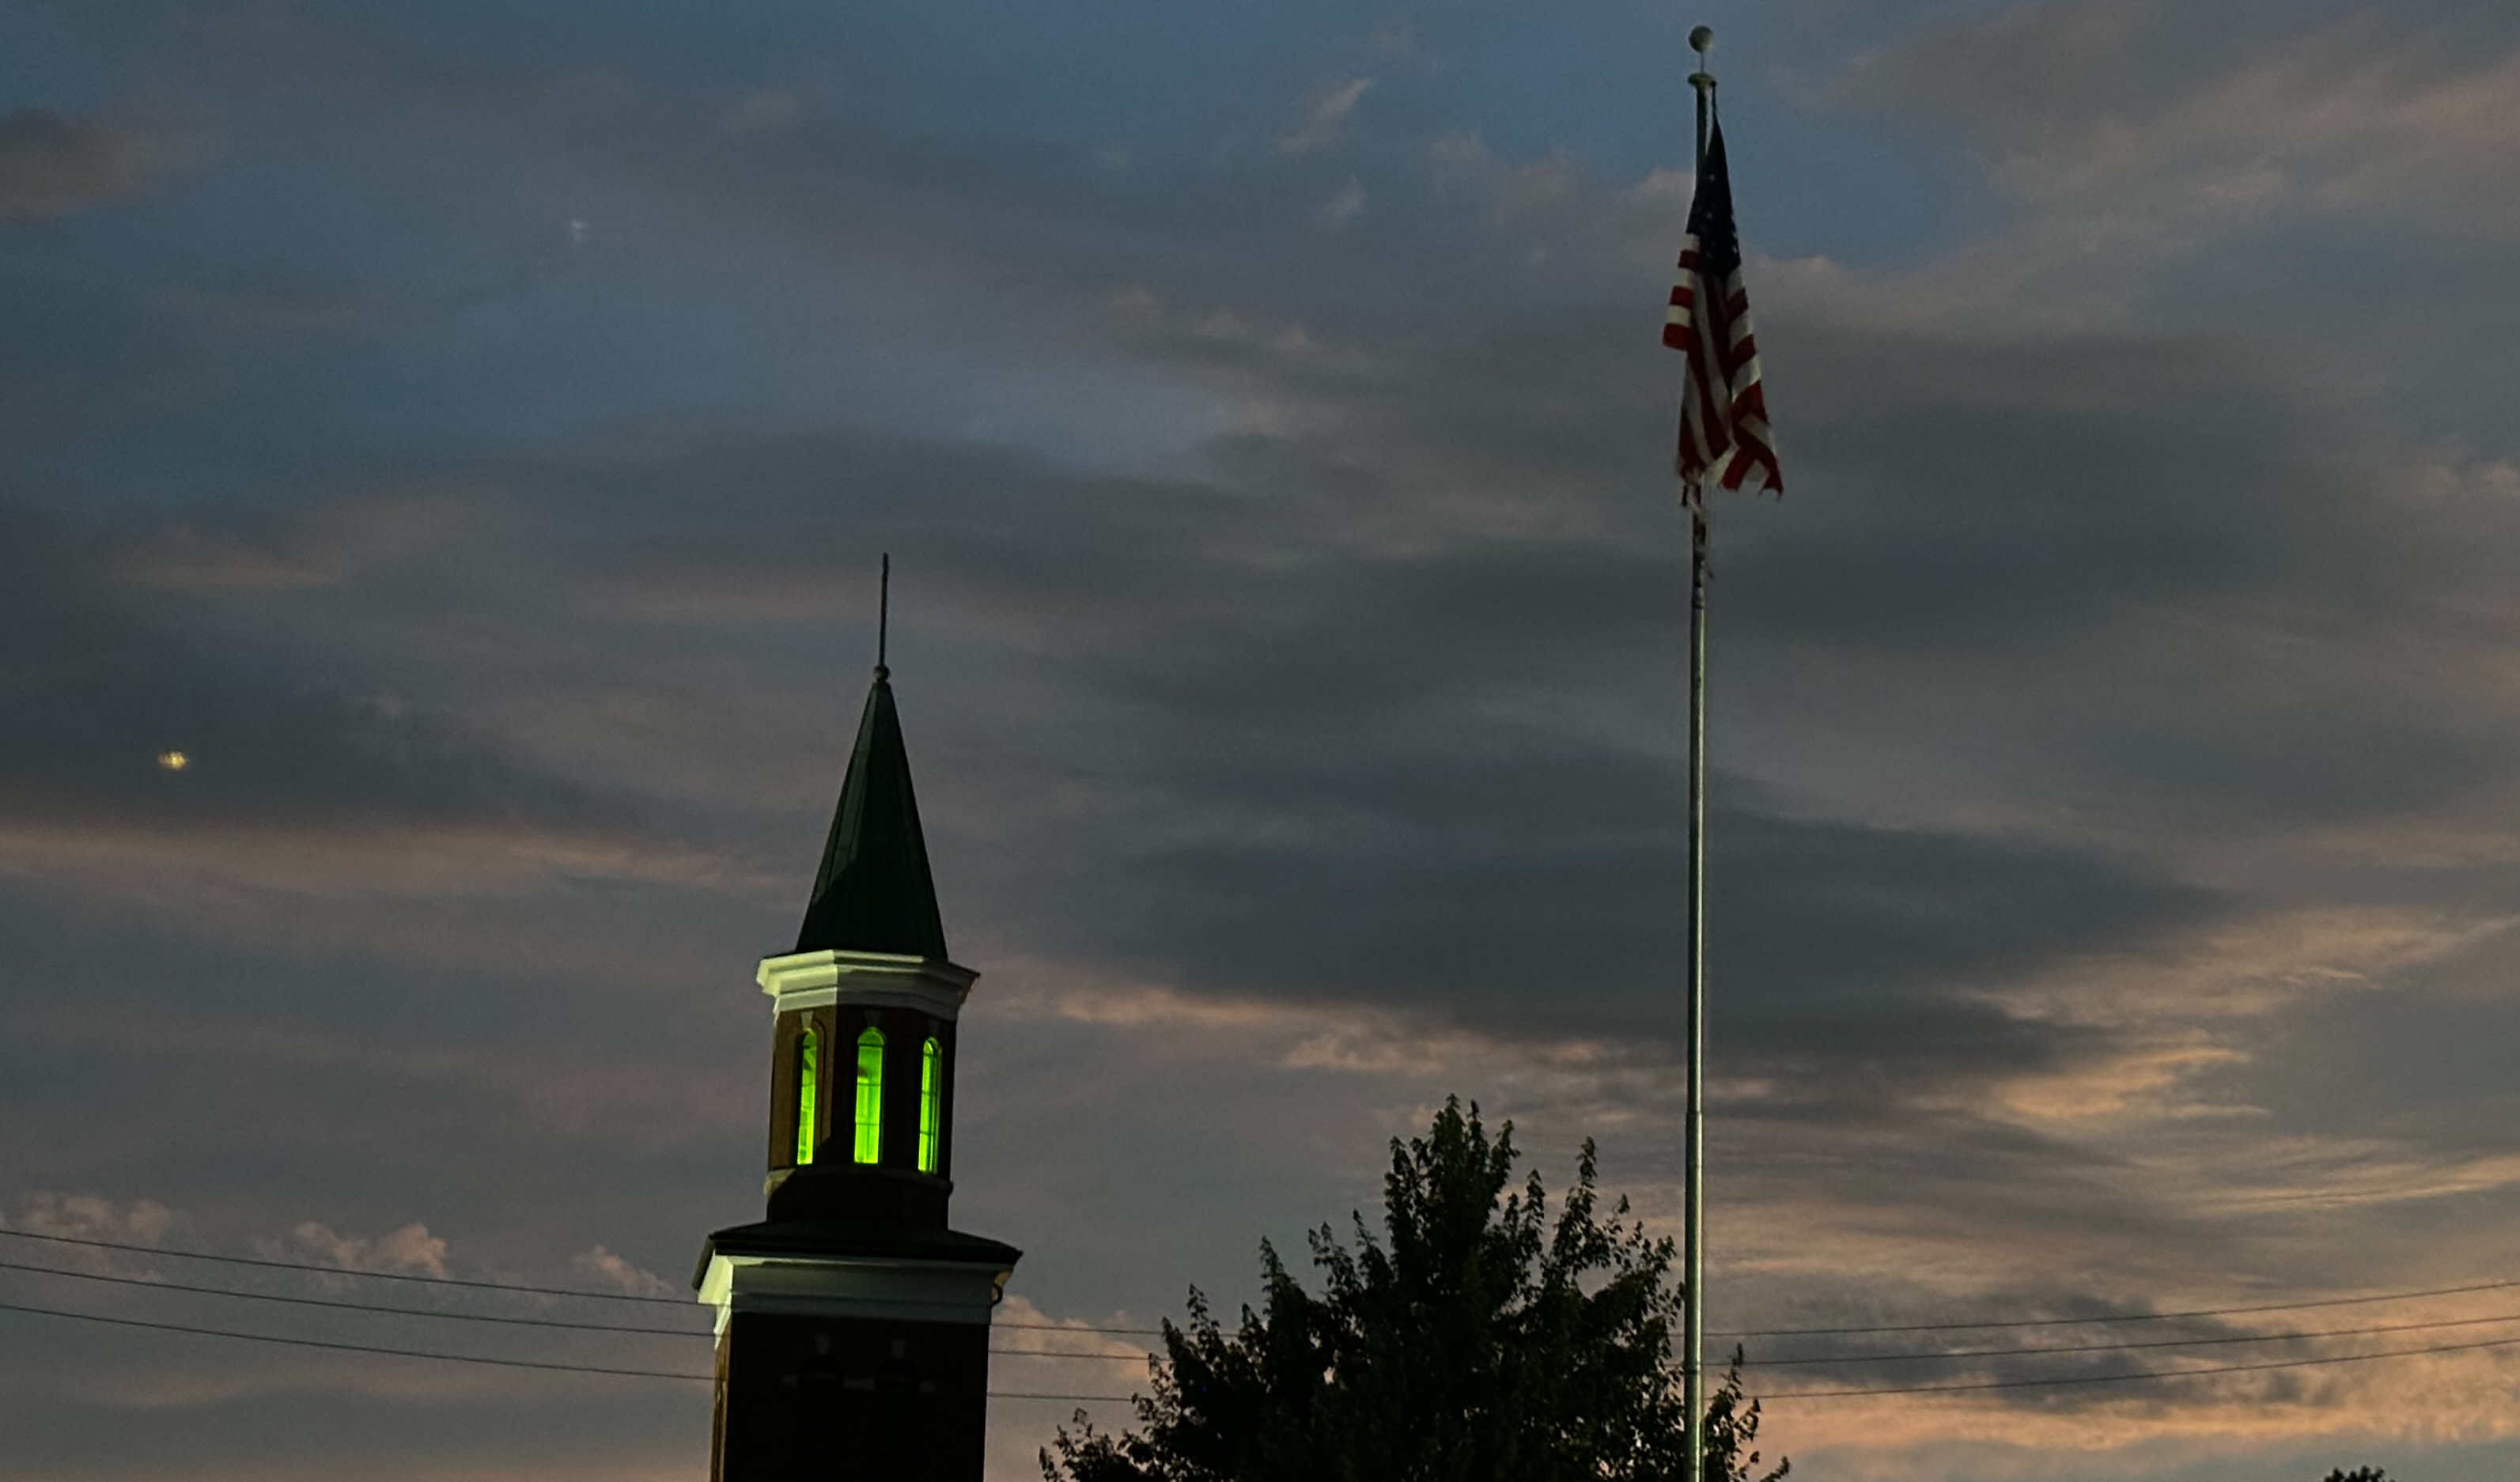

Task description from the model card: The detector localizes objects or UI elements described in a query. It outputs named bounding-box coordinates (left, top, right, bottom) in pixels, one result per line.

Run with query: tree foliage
left=2319, top=1469, right=2389, bottom=1482
left=1043, top=1098, right=1787, bottom=1482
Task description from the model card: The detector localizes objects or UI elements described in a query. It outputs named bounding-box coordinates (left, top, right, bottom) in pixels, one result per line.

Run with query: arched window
left=793, top=1026, right=819, bottom=1166
left=853, top=1028, right=886, bottom=1164
left=918, top=1038, right=942, bottom=1174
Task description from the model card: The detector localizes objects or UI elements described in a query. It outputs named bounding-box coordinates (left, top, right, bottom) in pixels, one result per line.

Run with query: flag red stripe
left=1663, top=241, right=1780, bottom=497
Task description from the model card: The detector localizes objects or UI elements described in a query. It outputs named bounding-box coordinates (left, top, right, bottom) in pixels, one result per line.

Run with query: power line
left=20, top=1285, right=2518, bottom=1408
left=0, top=1228, right=686, bottom=1306
left=26, top=1252, right=2515, bottom=1375
left=23, top=1226, right=2511, bottom=1356
left=0, top=1299, right=1143, bottom=1401
left=0, top=1228, right=1164, bottom=1335
left=1070, top=1278, right=2520, bottom=1344
left=1020, top=1277, right=2520, bottom=1344
left=1018, top=1272, right=2520, bottom=1344
left=1714, top=1275, right=2520, bottom=1340
left=0, top=1257, right=706, bottom=1336
left=1748, top=1307, right=2520, bottom=1369
left=985, top=1314, right=1164, bottom=1336
left=0, top=1296, right=710, bottom=1380
left=0, top=1224, right=1164, bottom=1330
left=1014, top=1320, right=1165, bottom=1336
left=1005, top=1311, right=2520, bottom=1371
left=1765, top=1330, right=2520, bottom=1401
left=0, top=1256, right=1155, bottom=1356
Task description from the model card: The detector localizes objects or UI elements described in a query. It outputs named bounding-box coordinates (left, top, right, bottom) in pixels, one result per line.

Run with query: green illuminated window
left=853, top=1028, right=886, bottom=1164
left=918, top=1038, right=942, bottom=1173
left=794, top=1026, right=819, bottom=1166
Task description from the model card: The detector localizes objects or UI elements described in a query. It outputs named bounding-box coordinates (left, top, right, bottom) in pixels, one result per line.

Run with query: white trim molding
left=698, top=1252, right=1010, bottom=1336
left=757, top=949, right=978, bottom=1022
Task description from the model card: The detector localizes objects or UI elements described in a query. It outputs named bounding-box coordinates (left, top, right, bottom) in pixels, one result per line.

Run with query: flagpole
left=1682, top=25, right=1716, bottom=1482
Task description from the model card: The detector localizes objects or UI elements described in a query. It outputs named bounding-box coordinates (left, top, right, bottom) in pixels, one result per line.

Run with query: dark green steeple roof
left=794, top=666, right=948, bottom=960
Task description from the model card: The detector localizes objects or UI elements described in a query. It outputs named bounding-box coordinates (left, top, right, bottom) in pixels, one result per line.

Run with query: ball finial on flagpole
left=1688, top=25, right=1716, bottom=118
left=1687, top=24, right=1716, bottom=167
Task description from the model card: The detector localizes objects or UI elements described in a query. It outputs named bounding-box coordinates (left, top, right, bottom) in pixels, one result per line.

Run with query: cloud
left=1833, top=2, right=2520, bottom=267
left=111, top=512, right=356, bottom=592
left=1319, top=176, right=1365, bottom=228
left=0, top=108, right=184, bottom=220
left=280, top=1219, right=450, bottom=1276
left=573, top=1243, right=678, bottom=1296
left=1494, top=153, right=1582, bottom=222
left=2, top=1192, right=176, bottom=1244
left=1279, top=78, right=1372, bottom=155
left=717, top=88, right=804, bottom=137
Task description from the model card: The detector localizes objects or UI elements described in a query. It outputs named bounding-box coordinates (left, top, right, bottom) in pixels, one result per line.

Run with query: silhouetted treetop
left=1043, top=1097, right=1787, bottom=1482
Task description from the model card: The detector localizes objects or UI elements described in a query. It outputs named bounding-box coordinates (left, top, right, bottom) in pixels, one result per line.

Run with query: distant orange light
left=157, top=750, right=189, bottom=772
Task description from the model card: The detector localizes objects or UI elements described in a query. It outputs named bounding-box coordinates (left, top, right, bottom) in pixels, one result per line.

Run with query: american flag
left=1663, top=120, right=1781, bottom=499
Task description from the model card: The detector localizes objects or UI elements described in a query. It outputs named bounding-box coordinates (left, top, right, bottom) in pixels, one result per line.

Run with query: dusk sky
left=8, top=2, right=2520, bottom=1479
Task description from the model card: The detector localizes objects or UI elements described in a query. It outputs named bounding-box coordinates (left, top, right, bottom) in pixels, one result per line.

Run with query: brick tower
left=695, top=652, right=1020, bottom=1482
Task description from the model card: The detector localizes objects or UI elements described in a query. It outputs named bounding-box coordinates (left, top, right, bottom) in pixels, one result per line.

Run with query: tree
left=1043, top=1098, right=1788, bottom=1482
left=2319, top=1470, right=2389, bottom=1482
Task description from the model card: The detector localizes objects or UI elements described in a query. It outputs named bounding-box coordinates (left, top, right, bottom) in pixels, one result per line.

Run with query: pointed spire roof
left=794, top=664, right=949, bottom=960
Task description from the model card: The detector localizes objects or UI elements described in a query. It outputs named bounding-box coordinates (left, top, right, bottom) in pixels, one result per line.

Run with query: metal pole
left=1682, top=26, right=1716, bottom=1482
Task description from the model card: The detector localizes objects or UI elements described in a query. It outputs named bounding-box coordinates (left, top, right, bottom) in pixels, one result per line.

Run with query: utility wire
left=1012, top=1321, right=1164, bottom=1336
left=1006, top=1279, right=2520, bottom=1344
left=0, top=1256, right=1154, bottom=1357
left=0, top=1257, right=706, bottom=1336
left=21, top=1227, right=2514, bottom=1352
left=1086, top=1280, right=2520, bottom=1344
left=1746, top=1307, right=2520, bottom=1368
left=1764, top=1329, right=2520, bottom=1401
left=0, top=1228, right=685, bottom=1306
left=17, top=1287, right=2520, bottom=1406
left=0, top=1296, right=709, bottom=1380
left=1001, top=1308, right=2520, bottom=1367
left=0, top=1299, right=1142, bottom=1401
left=0, top=1229, right=1158, bottom=1332
left=24, top=1253, right=2520, bottom=1379
left=1714, top=1275, right=2520, bottom=1339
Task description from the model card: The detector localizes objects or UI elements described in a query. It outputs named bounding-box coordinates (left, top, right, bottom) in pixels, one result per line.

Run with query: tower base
left=697, top=1219, right=1021, bottom=1482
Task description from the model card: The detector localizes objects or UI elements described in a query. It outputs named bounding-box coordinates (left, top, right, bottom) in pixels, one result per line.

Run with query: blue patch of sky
left=1412, top=2, right=2000, bottom=270
left=142, top=0, right=1340, bottom=160
left=0, top=38, right=109, bottom=114
left=1, top=2, right=187, bottom=112
left=827, top=0, right=1364, bottom=157
left=227, top=0, right=1994, bottom=273
left=5, top=8, right=1261, bottom=508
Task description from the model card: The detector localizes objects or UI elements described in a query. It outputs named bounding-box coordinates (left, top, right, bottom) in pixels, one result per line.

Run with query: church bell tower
left=695, top=635, right=1020, bottom=1482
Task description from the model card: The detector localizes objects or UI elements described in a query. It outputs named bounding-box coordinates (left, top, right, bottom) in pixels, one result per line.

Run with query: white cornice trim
left=698, top=1252, right=1011, bottom=1334
left=756, top=950, right=978, bottom=1021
